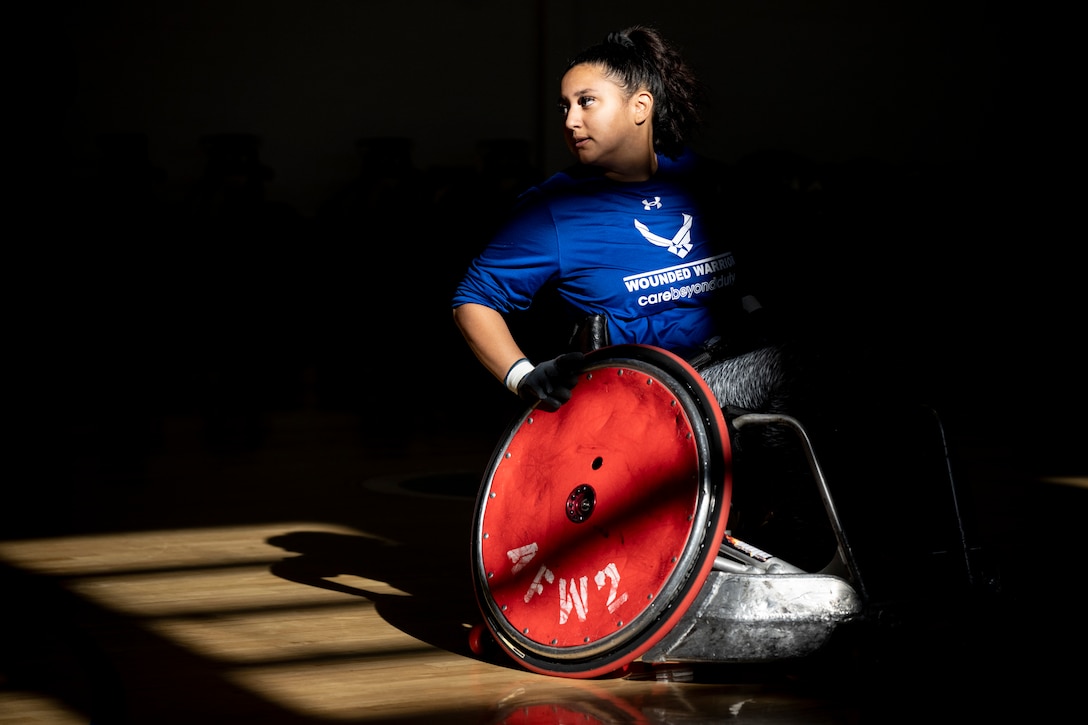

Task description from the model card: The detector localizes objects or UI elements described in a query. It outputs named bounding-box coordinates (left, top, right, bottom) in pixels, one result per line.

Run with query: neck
left=604, top=148, right=658, bottom=183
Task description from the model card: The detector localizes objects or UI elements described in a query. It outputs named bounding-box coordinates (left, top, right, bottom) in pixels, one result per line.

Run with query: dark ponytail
left=568, top=25, right=705, bottom=158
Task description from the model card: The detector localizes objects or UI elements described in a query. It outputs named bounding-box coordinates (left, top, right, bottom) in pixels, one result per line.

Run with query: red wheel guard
left=471, top=345, right=732, bottom=678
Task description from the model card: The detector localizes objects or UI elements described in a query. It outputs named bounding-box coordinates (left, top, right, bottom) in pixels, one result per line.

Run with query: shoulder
left=509, top=165, right=613, bottom=213
left=657, top=149, right=736, bottom=205
left=532, top=164, right=608, bottom=194
left=496, top=168, right=597, bottom=233
left=658, top=148, right=728, bottom=181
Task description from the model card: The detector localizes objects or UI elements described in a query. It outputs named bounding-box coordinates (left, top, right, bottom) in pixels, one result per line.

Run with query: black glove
left=517, top=352, right=585, bottom=412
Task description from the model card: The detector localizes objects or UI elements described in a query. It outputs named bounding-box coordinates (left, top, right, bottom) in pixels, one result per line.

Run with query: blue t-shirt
left=452, top=151, right=741, bottom=359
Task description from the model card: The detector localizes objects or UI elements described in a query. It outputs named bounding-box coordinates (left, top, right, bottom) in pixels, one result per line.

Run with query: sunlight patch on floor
left=0, top=522, right=455, bottom=722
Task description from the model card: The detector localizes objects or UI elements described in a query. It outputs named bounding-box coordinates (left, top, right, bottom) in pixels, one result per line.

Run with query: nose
left=564, top=106, right=581, bottom=130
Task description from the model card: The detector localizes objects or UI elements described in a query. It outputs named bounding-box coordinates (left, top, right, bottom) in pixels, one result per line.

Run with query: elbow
left=452, top=303, right=468, bottom=331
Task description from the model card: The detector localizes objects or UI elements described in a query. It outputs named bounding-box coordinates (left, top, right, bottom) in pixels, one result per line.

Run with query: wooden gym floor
left=2, top=394, right=1082, bottom=723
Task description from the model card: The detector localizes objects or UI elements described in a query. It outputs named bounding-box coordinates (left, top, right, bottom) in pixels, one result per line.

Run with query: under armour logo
left=634, top=214, right=694, bottom=258
left=641, top=197, right=662, bottom=210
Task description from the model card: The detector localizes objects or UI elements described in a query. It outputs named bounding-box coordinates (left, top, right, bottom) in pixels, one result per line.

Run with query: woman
left=451, top=25, right=836, bottom=567
left=452, top=25, right=792, bottom=419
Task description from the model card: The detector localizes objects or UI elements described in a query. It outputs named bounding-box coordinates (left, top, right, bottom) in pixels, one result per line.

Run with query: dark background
left=16, top=0, right=1085, bottom=535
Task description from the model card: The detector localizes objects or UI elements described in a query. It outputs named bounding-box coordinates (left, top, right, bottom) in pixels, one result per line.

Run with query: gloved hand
left=516, top=352, right=585, bottom=412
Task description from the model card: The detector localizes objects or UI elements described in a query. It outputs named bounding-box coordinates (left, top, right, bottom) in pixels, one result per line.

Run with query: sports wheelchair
left=467, top=344, right=993, bottom=678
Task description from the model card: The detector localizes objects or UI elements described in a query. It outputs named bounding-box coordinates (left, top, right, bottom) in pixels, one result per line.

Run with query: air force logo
left=634, top=213, right=694, bottom=258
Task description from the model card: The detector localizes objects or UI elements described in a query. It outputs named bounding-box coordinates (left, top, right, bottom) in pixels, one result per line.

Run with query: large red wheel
left=470, top=345, right=732, bottom=678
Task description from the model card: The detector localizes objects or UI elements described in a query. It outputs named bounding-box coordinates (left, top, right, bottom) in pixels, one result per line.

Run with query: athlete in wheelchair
left=451, top=26, right=989, bottom=678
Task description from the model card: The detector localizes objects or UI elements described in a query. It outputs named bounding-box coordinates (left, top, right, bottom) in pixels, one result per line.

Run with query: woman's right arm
left=452, top=303, right=530, bottom=387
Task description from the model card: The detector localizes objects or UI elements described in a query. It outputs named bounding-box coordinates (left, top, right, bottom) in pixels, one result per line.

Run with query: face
left=558, top=63, right=653, bottom=178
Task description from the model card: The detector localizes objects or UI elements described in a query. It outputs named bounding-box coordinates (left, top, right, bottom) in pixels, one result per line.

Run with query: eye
left=557, top=101, right=569, bottom=116
left=578, top=96, right=595, bottom=108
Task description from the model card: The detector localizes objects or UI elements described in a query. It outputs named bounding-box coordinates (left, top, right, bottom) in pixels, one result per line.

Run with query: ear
left=632, top=91, right=653, bottom=125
